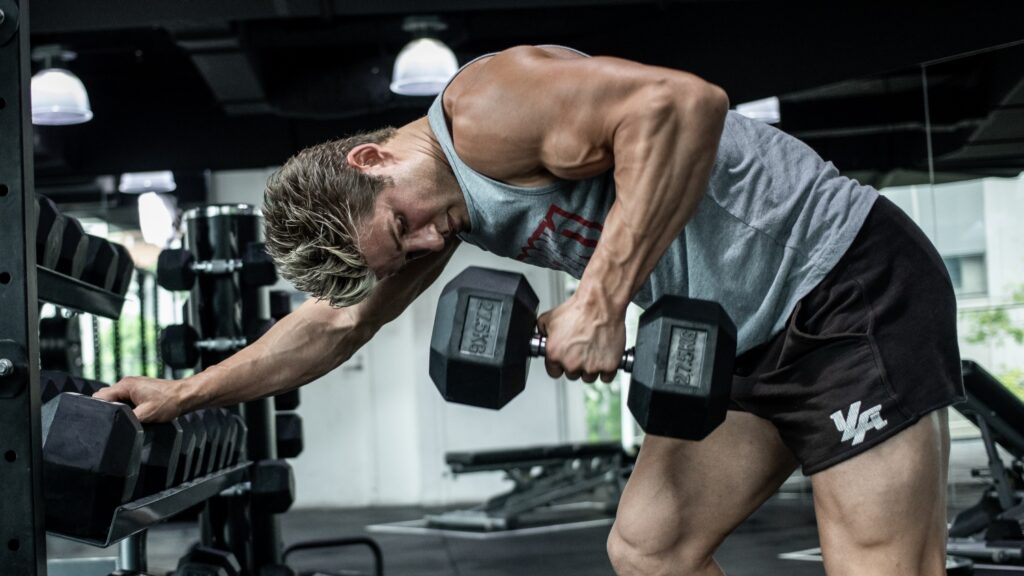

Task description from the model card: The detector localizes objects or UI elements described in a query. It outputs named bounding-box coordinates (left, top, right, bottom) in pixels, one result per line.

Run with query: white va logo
left=830, top=401, right=888, bottom=446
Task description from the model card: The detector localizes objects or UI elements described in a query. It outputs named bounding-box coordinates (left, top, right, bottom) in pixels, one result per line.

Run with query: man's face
left=358, top=170, right=465, bottom=279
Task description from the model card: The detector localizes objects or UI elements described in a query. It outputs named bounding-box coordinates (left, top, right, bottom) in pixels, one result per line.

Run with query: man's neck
left=394, top=117, right=447, bottom=166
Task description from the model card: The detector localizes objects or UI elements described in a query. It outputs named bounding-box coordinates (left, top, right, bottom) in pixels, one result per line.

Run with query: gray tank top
left=427, top=52, right=878, bottom=354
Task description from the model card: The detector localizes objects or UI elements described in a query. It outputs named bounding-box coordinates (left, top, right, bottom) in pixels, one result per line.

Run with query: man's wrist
left=176, top=369, right=215, bottom=414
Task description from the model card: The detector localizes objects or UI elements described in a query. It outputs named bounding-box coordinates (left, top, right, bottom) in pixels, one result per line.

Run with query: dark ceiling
left=23, top=0, right=1024, bottom=209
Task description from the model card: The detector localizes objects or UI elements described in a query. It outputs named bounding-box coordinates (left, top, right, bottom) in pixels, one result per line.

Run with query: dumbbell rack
left=60, top=463, right=250, bottom=549
left=0, top=8, right=263, bottom=574
left=36, top=265, right=126, bottom=320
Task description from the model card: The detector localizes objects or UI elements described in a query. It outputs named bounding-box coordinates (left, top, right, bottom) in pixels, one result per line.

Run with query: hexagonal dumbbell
left=156, top=242, right=277, bottom=292
left=110, top=242, right=135, bottom=297
left=35, top=195, right=63, bottom=270
left=132, top=418, right=184, bottom=499
left=275, top=412, right=304, bottom=459
left=182, top=411, right=209, bottom=480
left=42, top=393, right=144, bottom=539
left=159, top=324, right=247, bottom=370
left=429, top=266, right=737, bottom=440
left=81, top=234, right=120, bottom=292
left=35, top=196, right=89, bottom=278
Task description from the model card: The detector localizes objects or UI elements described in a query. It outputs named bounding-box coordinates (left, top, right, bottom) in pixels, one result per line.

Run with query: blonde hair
left=263, top=127, right=397, bottom=307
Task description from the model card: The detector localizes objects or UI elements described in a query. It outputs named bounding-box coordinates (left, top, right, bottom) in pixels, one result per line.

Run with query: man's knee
left=607, top=523, right=717, bottom=576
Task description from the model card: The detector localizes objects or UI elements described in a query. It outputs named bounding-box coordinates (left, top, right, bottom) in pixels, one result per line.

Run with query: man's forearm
left=178, top=298, right=375, bottom=411
left=579, top=81, right=728, bottom=309
left=176, top=238, right=460, bottom=411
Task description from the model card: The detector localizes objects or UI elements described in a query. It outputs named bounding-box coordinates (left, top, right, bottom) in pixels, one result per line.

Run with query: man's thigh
left=611, top=410, right=798, bottom=562
left=811, top=408, right=950, bottom=576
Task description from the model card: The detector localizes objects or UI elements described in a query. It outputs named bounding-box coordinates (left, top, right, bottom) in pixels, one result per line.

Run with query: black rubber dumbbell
left=252, top=460, right=295, bottom=515
left=132, top=418, right=184, bottom=499
left=56, top=216, right=89, bottom=278
left=175, top=545, right=242, bottom=576
left=35, top=196, right=90, bottom=278
left=429, top=267, right=737, bottom=441
left=41, top=371, right=107, bottom=401
left=275, top=412, right=304, bottom=459
left=197, top=409, right=224, bottom=475
left=39, top=316, right=84, bottom=375
left=40, top=370, right=77, bottom=403
left=275, top=389, right=300, bottom=411
left=110, top=243, right=135, bottom=297
left=157, top=242, right=277, bottom=292
left=35, top=196, right=63, bottom=270
left=42, top=393, right=144, bottom=539
left=182, top=411, right=209, bottom=479
left=172, top=415, right=198, bottom=485
left=81, top=235, right=119, bottom=292
left=159, top=324, right=248, bottom=370
left=231, top=414, right=248, bottom=465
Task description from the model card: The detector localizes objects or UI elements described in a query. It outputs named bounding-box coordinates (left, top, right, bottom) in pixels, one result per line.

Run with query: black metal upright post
left=183, top=205, right=282, bottom=573
left=0, top=1, right=48, bottom=574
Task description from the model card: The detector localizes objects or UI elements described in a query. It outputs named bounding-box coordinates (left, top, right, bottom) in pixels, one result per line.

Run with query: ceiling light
left=390, top=17, right=458, bottom=97
left=31, top=46, right=93, bottom=126
left=119, top=171, right=177, bottom=194
left=735, top=96, right=781, bottom=124
left=137, top=192, right=178, bottom=248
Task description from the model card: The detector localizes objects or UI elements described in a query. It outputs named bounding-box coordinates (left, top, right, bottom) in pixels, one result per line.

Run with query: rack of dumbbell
left=156, top=204, right=304, bottom=576
left=35, top=200, right=255, bottom=572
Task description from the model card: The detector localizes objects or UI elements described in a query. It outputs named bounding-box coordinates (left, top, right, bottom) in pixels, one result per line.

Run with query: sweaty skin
left=95, top=46, right=727, bottom=418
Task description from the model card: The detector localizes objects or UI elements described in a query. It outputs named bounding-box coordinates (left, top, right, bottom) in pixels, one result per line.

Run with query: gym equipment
left=39, top=316, right=84, bottom=375
left=198, top=409, right=225, bottom=476
left=230, top=413, right=248, bottom=465
left=251, top=460, right=295, bottom=515
left=275, top=413, right=304, bottom=459
left=947, top=360, right=1024, bottom=566
left=274, top=389, right=300, bottom=411
left=35, top=196, right=63, bottom=270
left=183, top=412, right=209, bottom=479
left=82, top=234, right=120, bottom=292
left=159, top=323, right=247, bottom=370
left=40, top=371, right=106, bottom=403
left=172, top=415, right=199, bottom=485
left=210, top=409, right=236, bottom=470
left=430, top=267, right=736, bottom=440
left=157, top=243, right=277, bottom=292
left=35, top=196, right=87, bottom=278
left=110, top=243, right=135, bottom=297
left=42, top=393, right=143, bottom=539
left=175, top=545, right=242, bottom=576
left=428, top=441, right=633, bottom=531
left=132, top=419, right=184, bottom=498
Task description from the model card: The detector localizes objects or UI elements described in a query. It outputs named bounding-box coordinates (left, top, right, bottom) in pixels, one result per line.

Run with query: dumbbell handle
left=191, top=258, right=244, bottom=274
left=196, top=337, right=248, bottom=352
left=528, top=333, right=635, bottom=373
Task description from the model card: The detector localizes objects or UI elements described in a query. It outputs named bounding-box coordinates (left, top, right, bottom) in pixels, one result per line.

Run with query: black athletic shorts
left=730, top=195, right=965, bottom=475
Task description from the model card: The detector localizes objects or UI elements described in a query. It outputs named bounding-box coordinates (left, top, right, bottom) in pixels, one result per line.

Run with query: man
left=96, top=45, right=963, bottom=575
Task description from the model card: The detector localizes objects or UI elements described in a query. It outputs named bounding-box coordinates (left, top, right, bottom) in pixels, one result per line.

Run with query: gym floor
left=46, top=472, right=1000, bottom=576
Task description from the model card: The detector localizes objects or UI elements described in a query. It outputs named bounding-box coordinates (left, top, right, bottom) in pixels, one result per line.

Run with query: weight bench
left=947, top=360, right=1024, bottom=564
left=426, top=441, right=634, bottom=531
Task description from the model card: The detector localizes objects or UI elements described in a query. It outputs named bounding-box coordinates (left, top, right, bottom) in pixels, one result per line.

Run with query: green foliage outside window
left=961, top=284, right=1024, bottom=400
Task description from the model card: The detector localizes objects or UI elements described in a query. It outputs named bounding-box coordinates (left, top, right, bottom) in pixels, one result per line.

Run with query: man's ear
left=347, top=143, right=390, bottom=172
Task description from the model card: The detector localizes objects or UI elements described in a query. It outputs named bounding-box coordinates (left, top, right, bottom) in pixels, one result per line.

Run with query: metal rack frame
left=0, top=1, right=48, bottom=573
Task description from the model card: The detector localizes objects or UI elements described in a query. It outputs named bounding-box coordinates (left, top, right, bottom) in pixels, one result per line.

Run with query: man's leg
left=812, top=408, right=950, bottom=576
left=608, top=410, right=798, bottom=576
